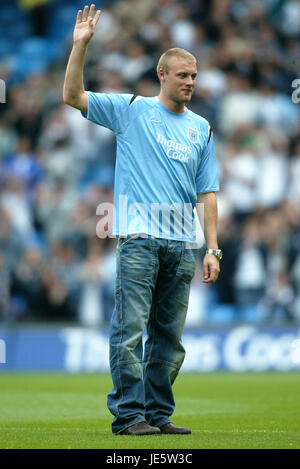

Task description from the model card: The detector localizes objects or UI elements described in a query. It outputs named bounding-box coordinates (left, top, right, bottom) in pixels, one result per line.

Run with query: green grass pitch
left=0, top=372, right=299, bottom=449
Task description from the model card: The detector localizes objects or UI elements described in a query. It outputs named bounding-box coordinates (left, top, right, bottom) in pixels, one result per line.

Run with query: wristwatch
left=206, top=249, right=222, bottom=261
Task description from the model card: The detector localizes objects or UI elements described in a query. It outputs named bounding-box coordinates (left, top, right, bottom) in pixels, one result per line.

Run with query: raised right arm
left=63, top=4, right=101, bottom=113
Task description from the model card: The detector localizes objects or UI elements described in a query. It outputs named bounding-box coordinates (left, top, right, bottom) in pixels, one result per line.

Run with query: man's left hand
left=202, top=253, right=220, bottom=283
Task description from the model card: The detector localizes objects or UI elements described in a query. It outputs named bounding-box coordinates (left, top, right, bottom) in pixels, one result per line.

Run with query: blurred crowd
left=0, top=0, right=300, bottom=326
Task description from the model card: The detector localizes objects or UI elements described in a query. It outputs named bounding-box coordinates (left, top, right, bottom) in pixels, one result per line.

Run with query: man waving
left=63, top=4, right=221, bottom=436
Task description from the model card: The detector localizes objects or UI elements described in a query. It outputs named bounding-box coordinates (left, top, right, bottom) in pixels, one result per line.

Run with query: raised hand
left=73, top=4, right=101, bottom=46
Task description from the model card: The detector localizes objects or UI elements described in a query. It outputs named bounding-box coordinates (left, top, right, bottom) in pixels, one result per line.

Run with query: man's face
left=160, top=59, right=197, bottom=104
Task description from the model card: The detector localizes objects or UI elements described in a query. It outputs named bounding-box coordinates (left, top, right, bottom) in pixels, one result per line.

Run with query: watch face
left=207, top=249, right=222, bottom=260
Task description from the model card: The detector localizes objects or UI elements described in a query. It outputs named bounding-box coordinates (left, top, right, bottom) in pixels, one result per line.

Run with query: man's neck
left=157, top=93, right=186, bottom=114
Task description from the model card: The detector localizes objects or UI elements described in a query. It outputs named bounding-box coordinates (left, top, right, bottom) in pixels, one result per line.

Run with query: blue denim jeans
left=107, top=235, right=197, bottom=434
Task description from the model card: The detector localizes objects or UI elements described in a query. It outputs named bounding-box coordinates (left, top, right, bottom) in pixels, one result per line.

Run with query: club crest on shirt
left=188, top=128, right=198, bottom=142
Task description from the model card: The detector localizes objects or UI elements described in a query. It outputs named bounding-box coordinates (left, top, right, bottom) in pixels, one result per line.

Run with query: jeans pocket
left=119, top=236, right=155, bottom=280
left=176, top=247, right=197, bottom=282
left=119, top=233, right=141, bottom=249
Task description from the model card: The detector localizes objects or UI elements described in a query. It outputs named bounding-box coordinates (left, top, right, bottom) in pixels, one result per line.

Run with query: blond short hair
left=156, top=48, right=197, bottom=77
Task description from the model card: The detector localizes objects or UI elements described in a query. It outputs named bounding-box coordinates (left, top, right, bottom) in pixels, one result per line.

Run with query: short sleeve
left=196, top=129, right=220, bottom=194
left=82, top=92, right=132, bottom=133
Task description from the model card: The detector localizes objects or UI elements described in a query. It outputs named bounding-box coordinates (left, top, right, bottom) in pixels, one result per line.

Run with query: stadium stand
left=0, top=0, right=300, bottom=326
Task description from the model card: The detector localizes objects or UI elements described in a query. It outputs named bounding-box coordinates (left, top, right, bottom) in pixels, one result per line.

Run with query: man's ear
left=158, top=68, right=165, bottom=83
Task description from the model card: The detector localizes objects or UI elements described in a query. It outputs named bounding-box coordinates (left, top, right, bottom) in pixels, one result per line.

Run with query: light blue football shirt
left=82, top=92, right=219, bottom=242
